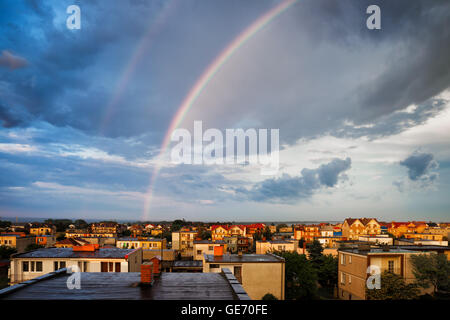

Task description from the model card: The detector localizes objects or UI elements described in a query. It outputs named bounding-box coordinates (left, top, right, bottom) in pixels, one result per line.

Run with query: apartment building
left=255, top=240, right=298, bottom=254
left=337, top=246, right=429, bottom=300
left=9, top=246, right=142, bottom=284
left=172, top=230, right=198, bottom=257
left=203, top=252, right=285, bottom=300
left=90, top=222, right=119, bottom=234
left=116, top=237, right=167, bottom=250
left=358, top=234, right=393, bottom=245
left=193, top=240, right=227, bottom=260
left=341, top=218, right=381, bottom=240
left=0, top=234, right=36, bottom=253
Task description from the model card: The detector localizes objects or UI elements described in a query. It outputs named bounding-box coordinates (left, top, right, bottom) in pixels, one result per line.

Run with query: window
left=208, top=246, right=214, bottom=251
left=60, top=261, right=66, bottom=269
left=197, top=250, right=202, bottom=255
left=36, top=261, right=43, bottom=272
left=109, top=262, right=114, bottom=272
left=348, top=275, right=352, bottom=284
left=115, top=262, right=121, bottom=272
left=341, top=272, right=346, bottom=284
left=388, top=260, right=394, bottom=273
left=340, top=254, right=345, bottom=265
left=23, top=261, right=29, bottom=272
left=349, top=255, right=352, bottom=264
left=54, top=261, right=59, bottom=271
left=210, top=264, right=220, bottom=269
left=30, top=261, right=35, bottom=272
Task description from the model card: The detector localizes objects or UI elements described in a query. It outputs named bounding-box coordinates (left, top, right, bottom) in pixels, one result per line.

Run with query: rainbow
left=141, top=0, right=298, bottom=220
left=99, top=0, right=178, bottom=134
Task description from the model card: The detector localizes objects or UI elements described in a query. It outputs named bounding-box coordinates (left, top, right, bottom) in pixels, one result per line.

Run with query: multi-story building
left=9, top=246, right=142, bottom=284
left=90, top=222, right=118, bottom=235
left=341, top=218, right=381, bottom=240
left=116, top=237, right=166, bottom=250
left=29, top=224, right=56, bottom=236
left=337, top=246, right=431, bottom=300
left=203, top=252, right=285, bottom=300
left=255, top=240, right=298, bottom=254
left=193, top=240, right=227, bottom=260
left=0, top=234, right=36, bottom=253
left=358, top=234, right=393, bottom=245
left=172, top=230, right=198, bottom=257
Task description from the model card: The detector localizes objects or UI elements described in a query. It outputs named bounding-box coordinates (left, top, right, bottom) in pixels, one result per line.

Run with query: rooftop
left=193, top=240, right=226, bottom=244
left=339, top=248, right=421, bottom=255
left=12, top=247, right=137, bottom=259
left=0, top=269, right=249, bottom=300
left=204, top=253, right=284, bottom=263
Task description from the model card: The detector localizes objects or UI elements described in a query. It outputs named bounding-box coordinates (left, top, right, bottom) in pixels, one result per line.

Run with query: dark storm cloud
left=242, top=157, right=351, bottom=202
left=400, top=151, right=439, bottom=182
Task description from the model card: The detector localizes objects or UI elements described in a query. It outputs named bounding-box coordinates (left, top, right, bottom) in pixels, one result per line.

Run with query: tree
left=262, top=293, right=278, bottom=300
left=0, top=246, right=17, bottom=259
left=410, top=253, right=450, bottom=294
left=307, top=240, right=323, bottom=265
left=0, top=220, right=11, bottom=228
left=199, top=230, right=211, bottom=240
left=171, top=219, right=185, bottom=232
left=263, top=226, right=272, bottom=240
left=25, top=244, right=44, bottom=252
left=317, top=254, right=338, bottom=292
left=74, top=219, right=88, bottom=229
left=366, top=271, right=419, bottom=300
left=273, top=251, right=318, bottom=300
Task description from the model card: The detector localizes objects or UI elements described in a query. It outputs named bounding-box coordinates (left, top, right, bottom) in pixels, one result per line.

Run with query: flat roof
left=172, top=260, right=203, bottom=268
left=12, top=247, right=136, bottom=259
left=339, top=248, right=421, bottom=256
left=117, top=237, right=164, bottom=241
left=193, top=240, right=226, bottom=244
left=0, top=271, right=245, bottom=300
left=204, top=253, right=284, bottom=263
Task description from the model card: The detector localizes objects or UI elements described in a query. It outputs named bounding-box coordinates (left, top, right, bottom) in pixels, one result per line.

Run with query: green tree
left=25, top=244, right=44, bottom=252
left=410, top=253, right=450, bottom=294
left=366, top=271, right=419, bottom=300
left=200, top=230, right=211, bottom=240
left=0, top=246, right=17, bottom=259
left=273, top=251, right=318, bottom=300
left=74, top=219, right=88, bottom=229
left=317, top=254, right=338, bottom=292
left=307, top=240, right=323, bottom=265
left=0, top=220, right=11, bottom=228
left=262, top=293, right=278, bottom=300
left=263, top=226, right=272, bottom=240
left=171, top=219, right=185, bottom=232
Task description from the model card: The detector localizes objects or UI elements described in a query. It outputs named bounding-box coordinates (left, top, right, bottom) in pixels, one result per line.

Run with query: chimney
left=141, top=261, right=154, bottom=285
left=150, top=256, right=160, bottom=276
left=214, top=245, right=224, bottom=257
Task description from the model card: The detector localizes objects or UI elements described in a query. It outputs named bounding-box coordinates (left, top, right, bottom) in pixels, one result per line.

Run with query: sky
left=0, top=0, right=449, bottom=222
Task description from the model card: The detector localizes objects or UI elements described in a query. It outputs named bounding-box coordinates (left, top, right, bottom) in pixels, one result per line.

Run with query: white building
left=9, top=247, right=142, bottom=284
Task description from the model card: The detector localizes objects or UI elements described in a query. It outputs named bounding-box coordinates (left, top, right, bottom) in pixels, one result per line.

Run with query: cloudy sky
left=0, top=0, right=449, bottom=222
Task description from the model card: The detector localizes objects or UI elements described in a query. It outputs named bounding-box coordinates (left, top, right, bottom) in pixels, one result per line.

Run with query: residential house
left=0, top=234, right=36, bottom=253
left=116, top=237, right=167, bottom=250
left=29, top=224, right=56, bottom=236
left=171, top=230, right=198, bottom=257
left=341, top=218, right=381, bottom=240
left=35, top=235, right=56, bottom=248
left=193, top=240, right=227, bottom=260
left=255, top=240, right=298, bottom=254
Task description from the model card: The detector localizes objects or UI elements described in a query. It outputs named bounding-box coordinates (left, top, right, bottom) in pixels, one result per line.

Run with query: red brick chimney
left=150, top=256, right=160, bottom=276
left=141, top=261, right=153, bottom=285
